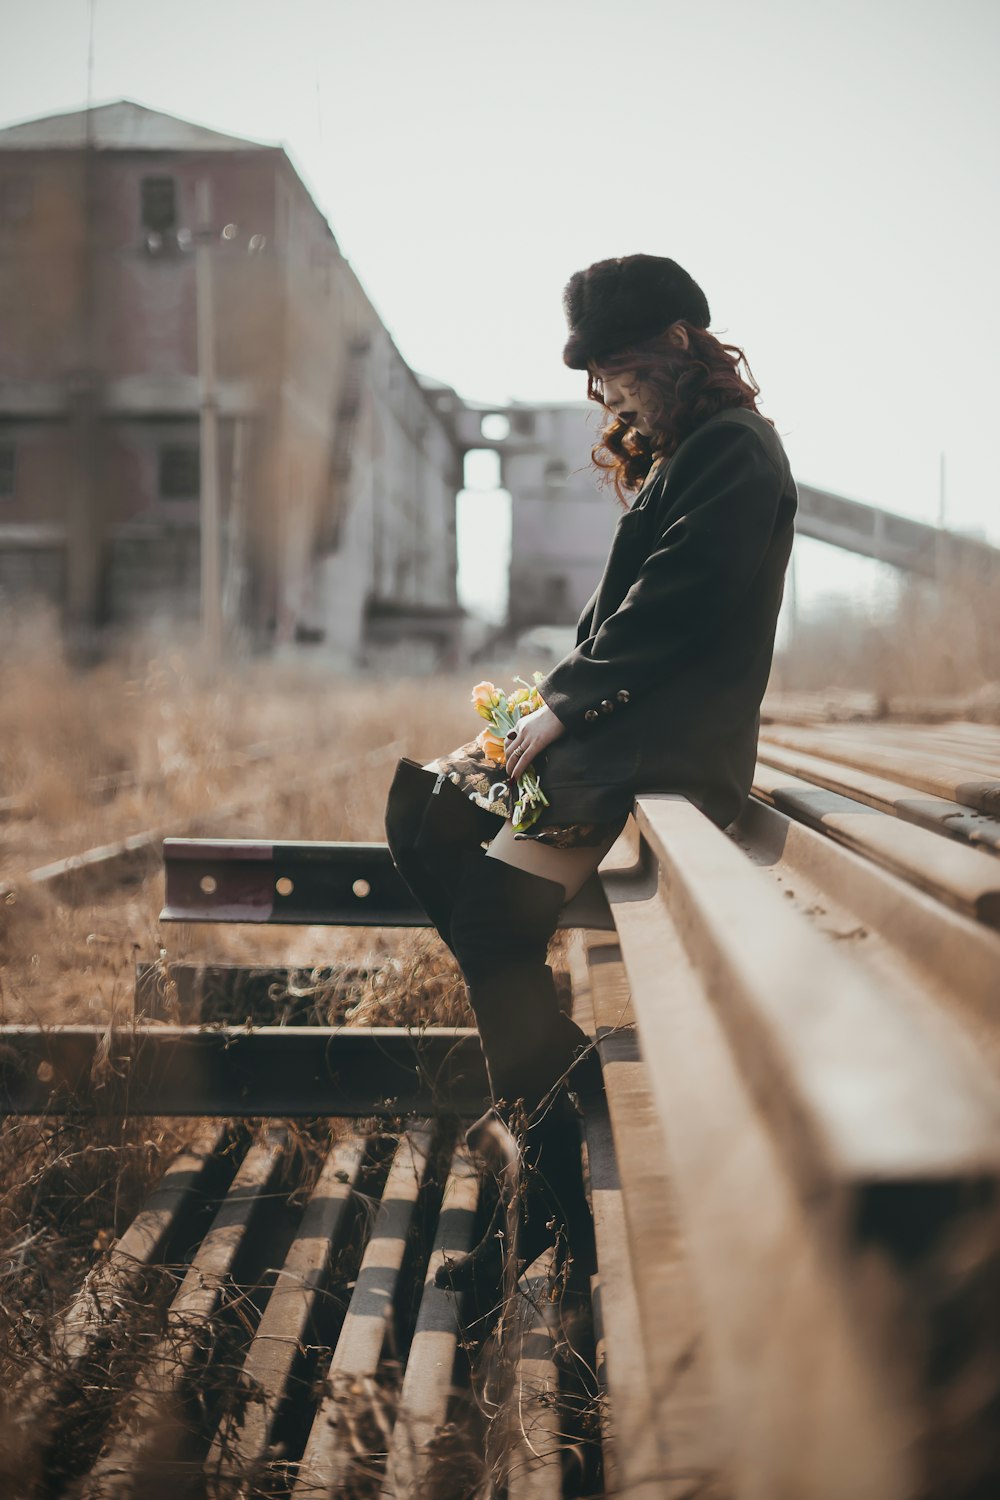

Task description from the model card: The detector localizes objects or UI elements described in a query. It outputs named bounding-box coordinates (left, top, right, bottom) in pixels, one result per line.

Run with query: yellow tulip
left=477, top=727, right=507, bottom=765
left=471, top=680, right=501, bottom=720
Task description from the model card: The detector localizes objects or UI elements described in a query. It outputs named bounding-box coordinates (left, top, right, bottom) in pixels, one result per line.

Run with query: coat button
left=600, top=699, right=614, bottom=715
left=616, top=689, right=630, bottom=705
left=584, top=708, right=599, bottom=723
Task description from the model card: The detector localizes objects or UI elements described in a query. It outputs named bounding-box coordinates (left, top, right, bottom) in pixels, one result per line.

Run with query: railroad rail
left=1, top=717, right=999, bottom=1498
left=0, top=737, right=405, bottom=904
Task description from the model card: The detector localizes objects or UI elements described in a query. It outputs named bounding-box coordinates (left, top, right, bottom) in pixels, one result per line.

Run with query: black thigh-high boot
left=383, top=758, right=504, bottom=954
left=447, top=853, right=597, bottom=1111
left=435, top=1089, right=595, bottom=1300
left=433, top=855, right=600, bottom=1295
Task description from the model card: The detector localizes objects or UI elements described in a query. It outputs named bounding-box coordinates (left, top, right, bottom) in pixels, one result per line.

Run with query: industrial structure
left=0, top=100, right=462, bottom=667
left=1, top=99, right=997, bottom=666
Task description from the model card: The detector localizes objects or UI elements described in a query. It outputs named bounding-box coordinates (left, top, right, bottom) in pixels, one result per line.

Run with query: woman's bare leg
left=485, top=817, right=626, bottom=902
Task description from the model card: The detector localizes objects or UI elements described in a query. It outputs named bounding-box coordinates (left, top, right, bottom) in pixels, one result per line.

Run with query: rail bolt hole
left=37, top=1061, right=54, bottom=1084
left=353, top=878, right=371, bottom=899
left=200, top=876, right=217, bottom=895
left=276, top=876, right=294, bottom=897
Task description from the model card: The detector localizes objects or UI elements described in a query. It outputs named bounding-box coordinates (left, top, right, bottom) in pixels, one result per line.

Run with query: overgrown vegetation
left=772, top=565, right=1000, bottom=710
left=1, top=561, right=996, bottom=1494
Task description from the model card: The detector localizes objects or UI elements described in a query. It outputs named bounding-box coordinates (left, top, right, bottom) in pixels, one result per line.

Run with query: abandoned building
left=0, top=101, right=465, bottom=665
left=0, top=98, right=627, bottom=667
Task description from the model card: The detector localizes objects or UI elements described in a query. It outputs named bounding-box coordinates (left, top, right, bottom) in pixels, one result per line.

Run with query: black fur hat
left=561, top=254, right=711, bottom=369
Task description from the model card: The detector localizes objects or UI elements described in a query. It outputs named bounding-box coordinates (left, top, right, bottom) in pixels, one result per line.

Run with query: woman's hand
left=504, top=702, right=566, bottom=782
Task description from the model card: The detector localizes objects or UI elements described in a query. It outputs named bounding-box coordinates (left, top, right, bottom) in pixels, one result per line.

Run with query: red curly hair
left=586, top=322, right=773, bottom=505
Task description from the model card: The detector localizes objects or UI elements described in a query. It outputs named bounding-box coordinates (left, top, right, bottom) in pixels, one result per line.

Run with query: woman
left=384, top=253, right=797, bottom=1290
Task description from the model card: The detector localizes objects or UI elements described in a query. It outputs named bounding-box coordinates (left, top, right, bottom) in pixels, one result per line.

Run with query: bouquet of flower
left=471, top=673, right=551, bottom=832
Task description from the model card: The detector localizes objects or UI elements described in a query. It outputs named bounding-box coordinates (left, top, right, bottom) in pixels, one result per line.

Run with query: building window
left=159, top=443, right=199, bottom=500
left=512, top=409, right=535, bottom=437
left=0, top=444, right=15, bottom=499
left=480, top=413, right=510, bottom=442
left=141, top=176, right=177, bottom=232
left=544, top=459, right=568, bottom=489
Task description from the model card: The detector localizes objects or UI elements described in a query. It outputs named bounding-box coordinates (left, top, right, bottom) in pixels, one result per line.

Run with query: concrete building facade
left=453, top=398, right=620, bottom=633
left=0, top=100, right=462, bottom=664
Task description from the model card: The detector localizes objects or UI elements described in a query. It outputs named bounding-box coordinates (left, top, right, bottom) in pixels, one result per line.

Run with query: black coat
left=533, top=406, right=797, bottom=831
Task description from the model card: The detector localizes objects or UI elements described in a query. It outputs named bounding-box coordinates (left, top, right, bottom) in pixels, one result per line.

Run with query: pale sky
left=3, top=0, right=998, bottom=627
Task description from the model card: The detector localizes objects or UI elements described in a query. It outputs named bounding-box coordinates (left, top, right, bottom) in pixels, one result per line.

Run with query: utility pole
left=67, top=7, right=102, bottom=648
left=936, top=450, right=948, bottom=587
left=195, top=178, right=222, bottom=662
left=786, top=542, right=799, bottom=640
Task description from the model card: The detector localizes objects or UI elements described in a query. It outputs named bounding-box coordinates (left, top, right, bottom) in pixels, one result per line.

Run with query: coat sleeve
left=537, top=420, right=788, bottom=734
left=574, top=586, right=599, bottom=648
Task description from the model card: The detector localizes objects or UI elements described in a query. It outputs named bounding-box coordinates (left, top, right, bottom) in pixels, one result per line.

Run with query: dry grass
left=771, top=566, right=1000, bottom=713
left=0, top=610, right=607, bottom=1496
left=3, top=565, right=996, bottom=1495
left=0, top=601, right=480, bottom=1028
left=0, top=610, right=495, bottom=1493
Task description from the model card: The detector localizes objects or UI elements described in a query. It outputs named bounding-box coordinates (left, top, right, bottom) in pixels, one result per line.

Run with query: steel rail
left=205, top=1133, right=367, bottom=1487
left=81, top=1127, right=292, bottom=1499
left=10, top=1120, right=238, bottom=1485
left=750, top=762, right=1000, bottom=928
left=598, top=840, right=916, bottom=1500
left=756, top=740, right=1000, bottom=855
left=625, top=795, right=1000, bottom=1198
left=159, top=836, right=615, bottom=931
left=1, top=737, right=405, bottom=905
left=503, top=1246, right=562, bottom=1500
left=730, top=796, right=1000, bottom=1077
left=0, top=1025, right=490, bottom=1118
left=596, top=796, right=1000, bottom=1496
left=291, top=1128, right=435, bottom=1500
left=815, top=722, right=1000, bottom=777
left=758, top=725, right=1000, bottom=817
left=569, top=931, right=719, bottom=1499
left=381, top=1143, right=481, bottom=1499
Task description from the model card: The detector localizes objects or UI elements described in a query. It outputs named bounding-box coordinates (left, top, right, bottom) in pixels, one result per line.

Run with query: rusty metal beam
left=12, top=1120, right=237, bottom=1487
left=758, top=725, right=1000, bottom=819
left=160, top=837, right=615, bottom=931
left=598, top=841, right=915, bottom=1498
left=206, top=1133, right=368, bottom=1486
left=625, top=794, right=1000, bottom=1196
left=751, top=763, right=1000, bottom=929
left=598, top=794, right=1000, bottom=1495
left=82, top=1128, right=291, bottom=1499
left=504, top=1247, right=562, bottom=1500
left=383, top=1144, right=481, bottom=1499
left=756, top=740, right=1000, bottom=856
left=293, top=1130, right=434, bottom=1499
left=0, top=1025, right=490, bottom=1118
left=568, top=931, right=720, bottom=1497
